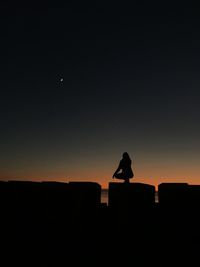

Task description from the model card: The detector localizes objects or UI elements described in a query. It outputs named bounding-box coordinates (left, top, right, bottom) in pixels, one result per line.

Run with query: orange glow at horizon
left=1, top=166, right=200, bottom=190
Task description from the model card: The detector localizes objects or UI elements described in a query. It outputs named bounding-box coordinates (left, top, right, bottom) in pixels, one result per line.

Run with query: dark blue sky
left=1, top=2, right=200, bottom=187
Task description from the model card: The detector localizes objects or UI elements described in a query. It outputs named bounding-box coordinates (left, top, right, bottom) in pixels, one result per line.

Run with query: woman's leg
left=114, top=173, right=124, bottom=180
left=114, top=174, right=130, bottom=183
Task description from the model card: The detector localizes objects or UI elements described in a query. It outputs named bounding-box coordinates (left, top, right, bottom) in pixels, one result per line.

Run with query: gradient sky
left=1, top=3, right=200, bottom=188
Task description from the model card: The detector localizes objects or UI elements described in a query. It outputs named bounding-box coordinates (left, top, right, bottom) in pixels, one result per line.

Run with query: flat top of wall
left=109, top=182, right=155, bottom=188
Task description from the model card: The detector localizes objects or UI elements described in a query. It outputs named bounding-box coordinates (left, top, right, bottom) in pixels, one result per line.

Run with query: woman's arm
left=112, top=162, right=122, bottom=178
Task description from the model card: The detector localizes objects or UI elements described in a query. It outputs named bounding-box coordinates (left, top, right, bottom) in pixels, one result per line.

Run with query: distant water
left=101, top=189, right=158, bottom=204
left=101, top=189, right=109, bottom=204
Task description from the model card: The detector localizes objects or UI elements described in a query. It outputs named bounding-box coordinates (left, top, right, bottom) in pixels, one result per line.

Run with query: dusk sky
left=1, top=3, right=200, bottom=188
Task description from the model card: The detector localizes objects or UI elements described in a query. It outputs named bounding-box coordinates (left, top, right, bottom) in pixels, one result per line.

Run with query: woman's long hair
left=122, top=152, right=131, bottom=161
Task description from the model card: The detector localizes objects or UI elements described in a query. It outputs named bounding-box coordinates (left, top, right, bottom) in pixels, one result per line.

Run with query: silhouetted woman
left=112, top=152, right=134, bottom=183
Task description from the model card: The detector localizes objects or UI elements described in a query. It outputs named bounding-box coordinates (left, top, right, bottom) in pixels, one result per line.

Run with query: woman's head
left=122, top=152, right=131, bottom=160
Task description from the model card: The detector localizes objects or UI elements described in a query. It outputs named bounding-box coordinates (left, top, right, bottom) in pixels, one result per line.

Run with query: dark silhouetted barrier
left=8, top=180, right=43, bottom=219
left=68, top=181, right=101, bottom=211
left=108, top=182, right=155, bottom=209
left=41, top=181, right=69, bottom=217
left=158, top=183, right=189, bottom=207
left=0, top=181, right=10, bottom=220
left=187, top=185, right=200, bottom=231
left=0, top=180, right=200, bottom=266
left=0, top=181, right=8, bottom=206
left=157, top=182, right=200, bottom=243
left=188, top=185, right=200, bottom=207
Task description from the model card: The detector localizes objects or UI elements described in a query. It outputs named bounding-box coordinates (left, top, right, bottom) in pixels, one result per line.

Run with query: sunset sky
left=1, top=3, right=200, bottom=189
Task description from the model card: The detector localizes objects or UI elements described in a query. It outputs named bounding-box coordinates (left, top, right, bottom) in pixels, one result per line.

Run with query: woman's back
left=120, top=157, right=133, bottom=178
